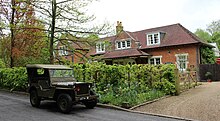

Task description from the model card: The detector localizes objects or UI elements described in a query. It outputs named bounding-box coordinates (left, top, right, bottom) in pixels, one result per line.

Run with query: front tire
left=30, top=90, right=41, bottom=107
left=57, top=94, right=73, bottom=113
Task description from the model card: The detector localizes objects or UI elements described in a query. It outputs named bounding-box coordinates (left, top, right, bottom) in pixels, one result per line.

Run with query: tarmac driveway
left=134, top=82, right=220, bottom=121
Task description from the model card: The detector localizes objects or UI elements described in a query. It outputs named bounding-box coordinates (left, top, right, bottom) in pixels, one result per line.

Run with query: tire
left=84, top=100, right=97, bottom=109
left=57, top=94, right=73, bottom=113
left=30, top=90, right=41, bottom=107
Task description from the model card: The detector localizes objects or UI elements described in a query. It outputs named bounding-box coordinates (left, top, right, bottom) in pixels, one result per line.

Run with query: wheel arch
left=53, top=89, right=75, bottom=100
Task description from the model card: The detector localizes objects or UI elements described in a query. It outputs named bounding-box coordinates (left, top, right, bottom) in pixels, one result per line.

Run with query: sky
left=88, top=0, right=220, bottom=33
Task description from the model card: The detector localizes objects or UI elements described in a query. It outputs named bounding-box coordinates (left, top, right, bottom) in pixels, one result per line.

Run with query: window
left=58, top=46, right=68, bottom=56
left=96, top=42, right=105, bottom=53
left=148, top=56, right=162, bottom=65
left=122, top=41, right=126, bottom=48
left=154, top=33, right=159, bottom=44
left=117, top=42, right=121, bottom=49
left=127, top=40, right=131, bottom=47
left=147, top=33, right=160, bottom=45
left=116, top=40, right=131, bottom=50
left=155, top=58, right=161, bottom=65
left=149, top=58, right=155, bottom=65
left=176, top=54, right=188, bottom=71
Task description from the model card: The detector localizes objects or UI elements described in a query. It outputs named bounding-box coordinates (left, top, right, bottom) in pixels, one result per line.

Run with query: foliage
left=207, top=20, right=220, bottom=35
left=205, top=72, right=212, bottom=79
left=0, top=0, right=50, bottom=67
left=201, top=47, right=215, bottom=64
left=0, top=59, right=6, bottom=68
left=194, top=29, right=211, bottom=42
left=72, top=63, right=177, bottom=107
left=0, top=67, right=27, bottom=91
left=31, top=0, right=111, bottom=63
left=211, top=32, right=220, bottom=49
left=195, top=20, right=220, bottom=63
left=0, top=63, right=177, bottom=108
left=0, top=36, right=10, bottom=67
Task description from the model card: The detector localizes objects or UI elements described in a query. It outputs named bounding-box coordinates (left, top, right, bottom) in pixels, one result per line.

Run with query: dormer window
left=96, top=42, right=105, bottom=53
left=116, top=39, right=131, bottom=50
left=147, top=32, right=160, bottom=45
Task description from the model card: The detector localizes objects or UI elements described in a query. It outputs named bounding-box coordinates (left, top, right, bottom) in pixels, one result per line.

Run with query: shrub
left=0, top=63, right=177, bottom=107
left=0, top=67, right=27, bottom=91
left=0, top=59, right=6, bottom=68
left=72, top=63, right=176, bottom=107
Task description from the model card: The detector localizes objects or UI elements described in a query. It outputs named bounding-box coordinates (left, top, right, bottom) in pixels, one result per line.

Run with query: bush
left=0, top=63, right=177, bottom=108
left=0, top=67, right=27, bottom=91
left=0, top=59, right=6, bottom=68
left=72, top=63, right=176, bottom=107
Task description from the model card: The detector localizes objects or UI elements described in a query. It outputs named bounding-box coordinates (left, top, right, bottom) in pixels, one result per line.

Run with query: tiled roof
left=132, top=23, right=207, bottom=49
left=103, top=48, right=150, bottom=59
left=71, top=42, right=90, bottom=50
left=92, top=23, right=210, bottom=59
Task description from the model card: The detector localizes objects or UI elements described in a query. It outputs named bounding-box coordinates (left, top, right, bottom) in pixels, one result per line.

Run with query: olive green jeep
left=26, top=64, right=98, bottom=113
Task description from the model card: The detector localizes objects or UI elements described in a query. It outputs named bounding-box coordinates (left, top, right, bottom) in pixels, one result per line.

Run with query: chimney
left=116, top=21, right=123, bottom=34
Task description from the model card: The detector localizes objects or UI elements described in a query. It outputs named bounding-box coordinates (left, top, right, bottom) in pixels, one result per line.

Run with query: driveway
left=0, top=90, right=182, bottom=121
left=134, top=82, right=220, bottom=121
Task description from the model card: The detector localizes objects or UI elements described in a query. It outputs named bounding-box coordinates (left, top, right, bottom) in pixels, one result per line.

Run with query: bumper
left=75, top=95, right=98, bottom=102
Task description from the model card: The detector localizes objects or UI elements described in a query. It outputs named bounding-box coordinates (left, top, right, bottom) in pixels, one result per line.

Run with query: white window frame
left=147, top=32, right=161, bottom=46
left=148, top=56, right=162, bottom=65
left=96, top=42, right=105, bottom=53
left=116, top=39, right=131, bottom=50
left=175, top=53, right=189, bottom=71
left=58, top=46, right=68, bottom=56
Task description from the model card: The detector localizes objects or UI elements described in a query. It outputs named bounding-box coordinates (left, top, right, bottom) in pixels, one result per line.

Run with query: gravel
left=133, top=82, right=220, bottom=121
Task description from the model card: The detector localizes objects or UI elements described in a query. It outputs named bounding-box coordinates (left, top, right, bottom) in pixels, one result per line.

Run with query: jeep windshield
left=49, top=69, right=74, bottom=78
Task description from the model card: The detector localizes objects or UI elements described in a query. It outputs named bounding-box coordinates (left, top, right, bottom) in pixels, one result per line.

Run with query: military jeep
left=26, top=64, right=98, bottom=113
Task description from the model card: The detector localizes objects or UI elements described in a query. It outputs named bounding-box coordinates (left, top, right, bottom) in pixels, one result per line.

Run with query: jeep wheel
left=30, top=90, right=41, bottom=107
left=57, top=94, right=73, bottom=113
left=84, top=100, right=97, bottom=109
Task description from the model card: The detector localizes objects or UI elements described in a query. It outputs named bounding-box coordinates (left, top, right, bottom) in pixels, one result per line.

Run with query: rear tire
left=30, top=90, right=41, bottom=107
left=57, top=94, right=73, bottom=113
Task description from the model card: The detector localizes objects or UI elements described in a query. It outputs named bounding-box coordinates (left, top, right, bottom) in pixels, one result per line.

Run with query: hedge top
left=26, top=64, right=72, bottom=70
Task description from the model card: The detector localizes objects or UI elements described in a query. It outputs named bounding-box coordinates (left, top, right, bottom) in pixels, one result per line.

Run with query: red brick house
left=56, top=41, right=90, bottom=64
left=91, top=22, right=211, bottom=71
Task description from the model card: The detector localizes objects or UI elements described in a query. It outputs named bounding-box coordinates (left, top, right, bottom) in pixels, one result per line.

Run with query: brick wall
left=145, top=44, right=200, bottom=69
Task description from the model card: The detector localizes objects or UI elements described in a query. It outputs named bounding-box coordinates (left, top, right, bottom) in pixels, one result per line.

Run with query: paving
left=134, top=82, right=220, bottom=121
left=0, top=90, right=182, bottom=121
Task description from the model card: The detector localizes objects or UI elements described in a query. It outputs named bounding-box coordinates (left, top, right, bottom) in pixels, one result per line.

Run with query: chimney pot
left=116, top=21, right=123, bottom=34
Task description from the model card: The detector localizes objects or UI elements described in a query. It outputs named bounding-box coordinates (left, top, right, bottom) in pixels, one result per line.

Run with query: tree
left=12, top=5, right=50, bottom=66
left=194, top=29, right=211, bottom=42
left=207, top=20, right=220, bottom=35
left=200, top=47, right=215, bottom=64
left=0, top=0, right=50, bottom=67
left=194, top=28, right=215, bottom=64
left=31, top=0, right=110, bottom=64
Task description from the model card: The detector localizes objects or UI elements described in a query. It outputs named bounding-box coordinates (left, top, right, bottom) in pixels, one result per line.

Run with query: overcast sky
left=88, top=0, right=220, bottom=33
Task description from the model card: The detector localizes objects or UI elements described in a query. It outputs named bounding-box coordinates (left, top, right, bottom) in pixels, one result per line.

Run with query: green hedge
left=72, top=63, right=177, bottom=107
left=0, top=67, right=27, bottom=91
left=0, top=63, right=177, bottom=108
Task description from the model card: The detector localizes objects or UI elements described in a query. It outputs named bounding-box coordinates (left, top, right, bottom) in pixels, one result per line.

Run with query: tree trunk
left=49, top=0, right=56, bottom=64
left=10, top=0, right=16, bottom=67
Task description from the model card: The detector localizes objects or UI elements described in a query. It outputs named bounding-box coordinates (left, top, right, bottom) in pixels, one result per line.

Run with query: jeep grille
left=75, top=84, right=89, bottom=95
